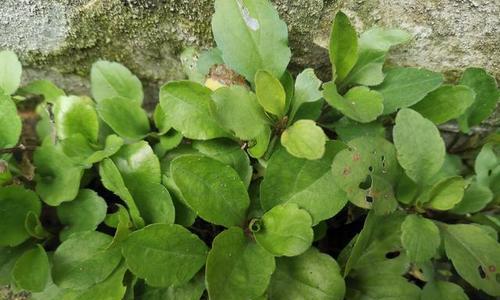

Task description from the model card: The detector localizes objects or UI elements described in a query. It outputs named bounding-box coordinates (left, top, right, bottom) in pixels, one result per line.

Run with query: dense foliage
left=0, top=0, right=499, bottom=299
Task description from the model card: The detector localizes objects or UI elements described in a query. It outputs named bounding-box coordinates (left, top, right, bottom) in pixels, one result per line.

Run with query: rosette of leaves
left=0, top=0, right=499, bottom=299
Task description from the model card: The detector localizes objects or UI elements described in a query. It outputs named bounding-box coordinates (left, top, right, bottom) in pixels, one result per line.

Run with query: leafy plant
left=0, top=0, right=499, bottom=299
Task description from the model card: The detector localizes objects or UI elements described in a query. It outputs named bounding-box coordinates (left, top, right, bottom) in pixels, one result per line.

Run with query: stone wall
left=1, top=0, right=498, bottom=101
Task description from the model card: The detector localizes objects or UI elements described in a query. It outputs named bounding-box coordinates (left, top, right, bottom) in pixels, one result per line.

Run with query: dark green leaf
left=0, top=186, right=41, bottom=246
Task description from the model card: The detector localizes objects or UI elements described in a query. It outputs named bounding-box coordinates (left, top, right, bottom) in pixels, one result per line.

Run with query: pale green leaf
left=393, top=108, right=445, bottom=183
left=268, top=247, right=345, bottom=300
left=122, top=224, right=208, bottom=287
left=248, top=126, right=272, bottom=158
left=401, top=215, right=440, bottom=263
left=253, top=204, right=313, bottom=257
left=346, top=273, right=420, bottom=300
left=0, top=93, right=22, bottom=149
left=452, top=181, right=493, bottom=214
left=91, top=60, right=143, bottom=104
left=289, top=69, right=322, bottom=121
left=0, top=50, right=22, bottom=95
left=424, top=176, right=466, bottom=210
left=212, top=0, right=291, bottom=82
left=329, top=11, right=358, bottom=81
left=373, top=67, right=444, bottom=114
left=206, top=227, right=275, bottom=300
left=281, top=120, right=326, bottom=160
left=171, top=155, right=249, bottom=227
left=18, top=80, right=65, bottom=103
left=255, top=70, right=287, bottom=116
left=54, top=96, right=99, bottom=142
left=411, top=85, right=475, bottom=125
left=342, top=28, right=411, bottom=86
left=324, top=83, right=384, bottom=123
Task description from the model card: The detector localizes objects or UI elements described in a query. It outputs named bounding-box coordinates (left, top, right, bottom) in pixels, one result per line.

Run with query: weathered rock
left=0, top=0, right=498, bottom=101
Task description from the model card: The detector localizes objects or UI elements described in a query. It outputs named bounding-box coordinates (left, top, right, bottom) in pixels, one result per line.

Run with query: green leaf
left=0, top=92, right=22, bottom=149
left=24, top=211, right=48, bottom=240
left=400, top=215, right=440, bottom=263
left=475, top=143, right=499, bottom=188
left=268, top=247, right=345, bottom=300
left=346, top=273, right=420, bottom=300
left=153, top=104, right=171, bottom=135
left=331, top=137, right=400, bottom=209
left=34, top=140, right=83, bottom=206
left=91, top=60, right=143, bottom=104
left=393, top=108, right=445, bottom=183
left=421, top=281, right=468, bottom=300
left=99, top=158, right=144, bottom=228
left=324, top=83, right=384, bottom=123
left=424, top=176, right=466, bottom=210
left=329, top=11, right=358, bottom=81
left=255, top=70, right=287, bottom=116
left=73, top=263, right=127, bottom=300
left=0, top=244, right=32, bottom=285
left=0, top=50, right=22, bottom=95
left=411, top=85, right=475, bottom=125
left=18, top=80, right=65, bottom=103
left=212, top=0, right=291, bottom=82
left=248, top=126, right=272, bottom=158
left=343, top=212, right=408, bottom=276
left=12, top=245, right=49, bottom=292
left=136, top=272, right=205, bottom=300
left=441, top=223, right=500, bottom=296
left=122, top=224, right=208, bottom=287
left=159, top=81, right=227, bottom=140
left=334, top=118, right=386, bottom=142
left=180, top=48, right=205, bottom=83
left=52, top=231, right=122, bottom=290
left=154, top=130, right=183, bottom=157
left=458, top=68, right=499, bottom=131
left=253, top=204, right=313, bottom=257
left=112, top=141, right=161, bottom=186
left=57, top=189, right=107, bottom=241
left=281, top=120, right=326, bottom=160
left=97, top=96, right=150, bottom=141
left=62, top=134, right=124, bottom=167
left=373, top=67, right=444, bottom=114
left=342, top=28, right=411, bottom=87
left=452, top=181, right=493, bottom=214
left=212, top=85, right=268, bottom=140
left=206, top=227, right=275, bottom=300
left=171, top=155, right=249, bottom=227
left=0, top=186, right=41, bottom=246
left=289, top=69, right=322, bottom=121
left=54, top=96, right=99, bottom=142
left=192, top=139, right=253, bottom=187
left=197, top=48, right=224, bottom=76
left=261, top=141, right=348, bottom=224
